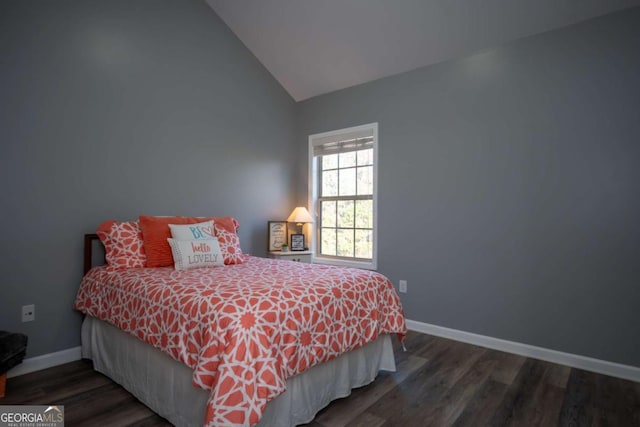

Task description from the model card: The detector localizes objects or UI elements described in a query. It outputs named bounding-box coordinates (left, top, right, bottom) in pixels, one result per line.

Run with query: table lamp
left=287, top=207, right=313, bottom=234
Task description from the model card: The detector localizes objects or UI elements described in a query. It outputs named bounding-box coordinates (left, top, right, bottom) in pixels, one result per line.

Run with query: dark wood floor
left=2, top=330, right=639, bottom=426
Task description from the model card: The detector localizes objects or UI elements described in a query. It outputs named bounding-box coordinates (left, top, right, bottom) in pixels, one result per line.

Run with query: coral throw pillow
left=96, top=220, right=146, bottom=269
left=139, top=216, right=244, bottom=267
left=139, top=216, right=202, bottom=267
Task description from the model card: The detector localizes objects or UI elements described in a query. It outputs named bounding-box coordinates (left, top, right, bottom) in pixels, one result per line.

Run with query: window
left=309, top=123, right=378, bottom=269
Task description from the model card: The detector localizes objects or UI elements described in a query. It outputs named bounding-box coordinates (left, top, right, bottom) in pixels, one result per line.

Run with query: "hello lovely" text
left=188, top=241, right=219, bottom=264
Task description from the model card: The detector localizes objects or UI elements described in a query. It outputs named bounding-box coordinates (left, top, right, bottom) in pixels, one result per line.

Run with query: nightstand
left=269, top=250, right=312, bottom=263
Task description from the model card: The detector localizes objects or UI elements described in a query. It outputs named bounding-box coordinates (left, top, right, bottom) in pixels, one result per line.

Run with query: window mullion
left=317, top=195, right=372, bottom=202
left=333, top=202, right=338, bottom=256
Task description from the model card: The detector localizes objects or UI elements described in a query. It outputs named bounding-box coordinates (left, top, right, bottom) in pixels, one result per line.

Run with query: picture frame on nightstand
left=268, top=221, right=288, bottom=251
left=290, top=234, right=305, bottom=251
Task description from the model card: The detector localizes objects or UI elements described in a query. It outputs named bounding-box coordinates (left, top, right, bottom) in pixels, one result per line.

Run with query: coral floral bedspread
left=74, top=255, right=406, bottom=427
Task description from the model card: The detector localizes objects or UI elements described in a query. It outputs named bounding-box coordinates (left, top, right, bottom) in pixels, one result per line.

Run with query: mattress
left=82, top=316, right=396, bottom=426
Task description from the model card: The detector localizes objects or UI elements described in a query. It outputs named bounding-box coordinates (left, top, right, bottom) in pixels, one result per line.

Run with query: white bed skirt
left=81, top=317, right=396, bottom=426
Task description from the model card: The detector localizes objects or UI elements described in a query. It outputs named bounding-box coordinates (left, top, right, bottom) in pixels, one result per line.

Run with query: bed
left=76, top=226, right=406, bottom=427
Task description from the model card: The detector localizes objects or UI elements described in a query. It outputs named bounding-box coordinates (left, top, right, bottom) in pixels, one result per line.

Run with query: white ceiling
left=206, top=0, right=640, bottom=101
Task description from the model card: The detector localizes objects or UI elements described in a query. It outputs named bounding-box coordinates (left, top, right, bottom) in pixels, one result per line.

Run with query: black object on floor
left=0, top=331, right=28, bottom=374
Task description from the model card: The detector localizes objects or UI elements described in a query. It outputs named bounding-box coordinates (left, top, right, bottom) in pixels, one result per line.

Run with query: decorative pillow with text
left=169, top=221, right=216, bottom=241
left=167, top=238, right=224, bottom=270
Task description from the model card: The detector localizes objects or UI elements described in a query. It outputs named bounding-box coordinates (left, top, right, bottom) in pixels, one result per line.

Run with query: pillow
left=213, top=217, right=244, bottom=265
left=139, top=215, right=244, bottom=267
left=96, top=220, right=146, bottom=268
left=167, top=238, right=224, bottom=270
left=169, top=221, right=216, bottom=241
left=139, top=216, right=204, bottom=267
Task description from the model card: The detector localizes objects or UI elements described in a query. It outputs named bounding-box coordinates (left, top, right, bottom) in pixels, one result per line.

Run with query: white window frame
left=308, top=122, right=378, bottom=270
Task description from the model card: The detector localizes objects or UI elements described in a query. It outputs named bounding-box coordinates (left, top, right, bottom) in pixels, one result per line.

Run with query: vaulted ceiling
left=207, top=0, right=640, bottom=101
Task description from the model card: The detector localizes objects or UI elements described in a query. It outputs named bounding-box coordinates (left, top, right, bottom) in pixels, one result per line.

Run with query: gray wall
left=297, top=8, right=640, bottom=367
left=0, top=0, right=296, bottom=357
left=2, top=1, right=638, bottom=369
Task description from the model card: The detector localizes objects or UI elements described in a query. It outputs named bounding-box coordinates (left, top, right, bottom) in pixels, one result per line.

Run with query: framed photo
left=290, top=234, right=305, bottom=251
left=268, top=221, right=288, bottom=251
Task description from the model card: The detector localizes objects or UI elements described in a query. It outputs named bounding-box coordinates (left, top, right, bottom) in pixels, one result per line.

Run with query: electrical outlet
left=399, top=280, right=407, bottom=293
left=22, top=304, right=35, bottom=322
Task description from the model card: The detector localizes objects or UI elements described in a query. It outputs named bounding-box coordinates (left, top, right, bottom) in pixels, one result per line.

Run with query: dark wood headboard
left=83, top=233, right=100, bottom=275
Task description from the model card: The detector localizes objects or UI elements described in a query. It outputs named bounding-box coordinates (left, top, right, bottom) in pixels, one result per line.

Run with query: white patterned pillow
left=167, top=238, right=224, bottom=270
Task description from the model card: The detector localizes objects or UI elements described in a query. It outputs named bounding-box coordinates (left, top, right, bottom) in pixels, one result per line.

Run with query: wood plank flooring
left=1, top=330, right=638, bottom=426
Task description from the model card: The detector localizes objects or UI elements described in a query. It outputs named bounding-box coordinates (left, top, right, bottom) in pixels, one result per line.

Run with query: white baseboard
left=7, top=346, right=82, bottom=378
left=406, top=319, right=640, bottom=383
left=6, top=323, right=640, bottom=383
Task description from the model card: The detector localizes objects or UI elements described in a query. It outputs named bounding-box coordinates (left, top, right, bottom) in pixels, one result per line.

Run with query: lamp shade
left=287, top=207, right=313, bottom=223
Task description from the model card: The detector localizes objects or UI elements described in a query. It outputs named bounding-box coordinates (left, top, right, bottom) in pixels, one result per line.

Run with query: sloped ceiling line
left=207, top=0, right=640, bottom=101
